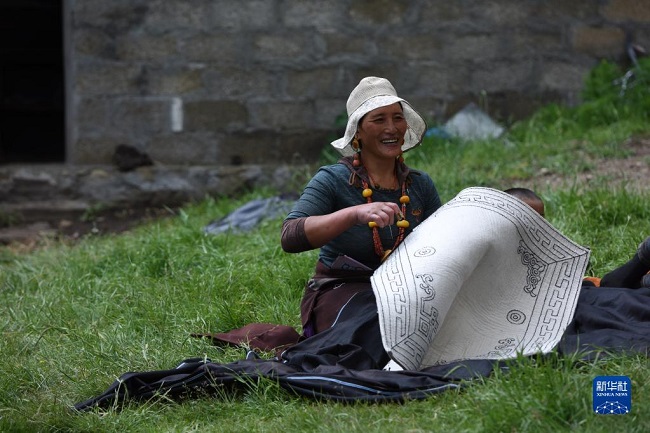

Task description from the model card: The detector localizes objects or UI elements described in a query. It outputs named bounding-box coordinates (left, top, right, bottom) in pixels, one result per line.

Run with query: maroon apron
left=300, top=260, right=374, bottom=337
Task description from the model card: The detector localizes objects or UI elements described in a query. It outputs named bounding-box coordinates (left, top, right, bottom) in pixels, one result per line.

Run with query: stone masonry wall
left=69, top=0, right=650, bottom=166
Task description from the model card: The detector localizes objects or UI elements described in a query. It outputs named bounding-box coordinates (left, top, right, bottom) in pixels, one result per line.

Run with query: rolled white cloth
left=372, top=187, right=590, bottom=371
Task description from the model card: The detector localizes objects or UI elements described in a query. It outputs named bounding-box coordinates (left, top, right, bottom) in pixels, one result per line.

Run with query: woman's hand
left=302, top=202, right=402, bottom=248
left=355, top=202, right=402, bottom=228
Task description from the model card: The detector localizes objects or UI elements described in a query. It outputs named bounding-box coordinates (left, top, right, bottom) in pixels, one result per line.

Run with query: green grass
left=2, top=60, right=650, bottom=432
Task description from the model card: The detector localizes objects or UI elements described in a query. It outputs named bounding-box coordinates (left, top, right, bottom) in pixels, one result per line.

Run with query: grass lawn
left=2, top=60, right=650, bottom=432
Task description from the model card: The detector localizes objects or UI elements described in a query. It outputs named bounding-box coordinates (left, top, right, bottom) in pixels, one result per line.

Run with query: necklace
left=367, top=170, right=397, bottom=190
left=361, top=178, right=410, bottom=262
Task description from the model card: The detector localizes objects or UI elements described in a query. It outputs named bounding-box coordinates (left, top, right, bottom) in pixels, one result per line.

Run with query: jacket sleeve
left=281, top=217, right=314, bottom=253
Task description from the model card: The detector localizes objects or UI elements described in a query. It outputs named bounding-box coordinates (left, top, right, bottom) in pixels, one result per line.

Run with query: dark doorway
left=0, top=0, right=65, bottom=163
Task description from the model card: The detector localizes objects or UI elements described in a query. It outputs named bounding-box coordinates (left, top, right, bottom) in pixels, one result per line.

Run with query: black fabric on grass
left=74, top=285, right=650, bottom=412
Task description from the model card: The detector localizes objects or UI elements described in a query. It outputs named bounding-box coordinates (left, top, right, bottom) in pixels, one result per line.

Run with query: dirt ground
left=0, top=206, right=179, bottom=250
left=516, top=135, right=650, bottom=191
left=1, top=136, right=648, bottom=250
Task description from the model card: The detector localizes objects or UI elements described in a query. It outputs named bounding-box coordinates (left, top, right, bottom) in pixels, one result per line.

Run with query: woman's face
left=356, top=103, right=407, bottom=161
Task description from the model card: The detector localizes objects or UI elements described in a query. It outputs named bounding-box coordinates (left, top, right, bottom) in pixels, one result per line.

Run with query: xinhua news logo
left=593, top=376, right=631, bottom=415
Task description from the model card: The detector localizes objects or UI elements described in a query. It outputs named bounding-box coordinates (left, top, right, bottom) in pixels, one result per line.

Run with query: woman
left=281, top=76, right=442, bottom=338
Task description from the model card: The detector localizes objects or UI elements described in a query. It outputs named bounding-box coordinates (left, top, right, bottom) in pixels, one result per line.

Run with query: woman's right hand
left=354, top=202, right=402, bottom=228
left=302, top=202, right=401, bottom=248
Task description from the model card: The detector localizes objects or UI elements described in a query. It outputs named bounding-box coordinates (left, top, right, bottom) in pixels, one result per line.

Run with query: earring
left=352, top=137, right=361, bottom=166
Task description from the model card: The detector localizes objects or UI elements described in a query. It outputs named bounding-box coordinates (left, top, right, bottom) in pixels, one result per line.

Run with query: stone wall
left=68, top=0, right=650, bottom=166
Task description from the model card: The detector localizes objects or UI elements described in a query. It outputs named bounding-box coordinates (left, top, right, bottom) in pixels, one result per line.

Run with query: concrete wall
left=67, top=0, right=650, bottom=166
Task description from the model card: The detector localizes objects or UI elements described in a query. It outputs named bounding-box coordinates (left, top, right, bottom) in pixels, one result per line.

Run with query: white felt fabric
left=371, top=187, right=590, bottom=371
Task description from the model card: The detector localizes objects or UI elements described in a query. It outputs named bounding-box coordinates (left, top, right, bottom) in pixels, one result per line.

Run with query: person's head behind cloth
left=331, top=77, right=427, bottom=157
left=505, top=187, right=545, bottom=218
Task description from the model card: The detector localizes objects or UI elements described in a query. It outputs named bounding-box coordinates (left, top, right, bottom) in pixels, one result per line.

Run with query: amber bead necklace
left=360, top=161, right=411, bottom=262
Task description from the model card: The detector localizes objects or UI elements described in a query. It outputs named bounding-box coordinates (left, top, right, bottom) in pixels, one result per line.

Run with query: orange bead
left=362, top=188, right=373, bottom=198
left=368, top=221, right=378, bottom=228
left=396, top=220, right=410, bottom=228
left=399, top=195, right=410, bottom=204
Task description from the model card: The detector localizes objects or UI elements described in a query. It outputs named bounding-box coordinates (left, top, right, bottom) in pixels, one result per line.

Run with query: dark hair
left=504, top=187, right=542, bottom=203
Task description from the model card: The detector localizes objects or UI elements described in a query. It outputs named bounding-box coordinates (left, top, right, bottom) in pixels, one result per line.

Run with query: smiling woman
left=354, top=102, right=408, bottom=174
left=280, top=76, right=442, bottom=340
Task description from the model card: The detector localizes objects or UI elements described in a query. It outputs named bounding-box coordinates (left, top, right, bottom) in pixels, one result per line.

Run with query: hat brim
left=331, top=95, right=427, bottom=157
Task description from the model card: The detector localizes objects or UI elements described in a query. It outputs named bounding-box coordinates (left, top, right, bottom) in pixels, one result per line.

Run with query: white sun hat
left=331, top=76, right=427, bottom=156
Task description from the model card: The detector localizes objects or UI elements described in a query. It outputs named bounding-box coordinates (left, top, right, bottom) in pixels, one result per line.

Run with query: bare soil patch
left=0, top=207, right=177, bottom=250
left=518, top=136, right=650, bottom=191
